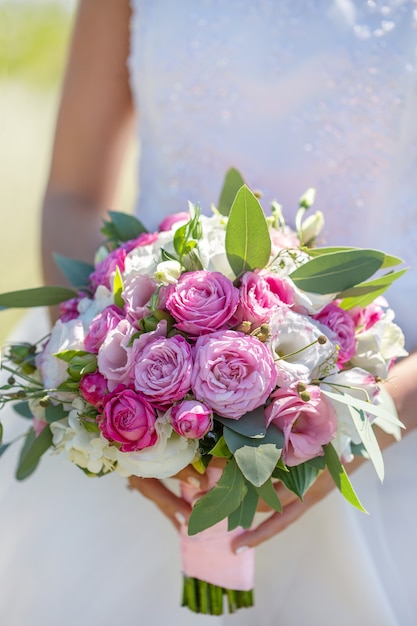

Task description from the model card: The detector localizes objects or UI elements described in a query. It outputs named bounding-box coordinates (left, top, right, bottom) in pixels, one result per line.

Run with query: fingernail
left=235, top=545, right=249, bottom=555
left=174, top=511, right=187, bottom=526
left=187, top=476, right=201, bottom=489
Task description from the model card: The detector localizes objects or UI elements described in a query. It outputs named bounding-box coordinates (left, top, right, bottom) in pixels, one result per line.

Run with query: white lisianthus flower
left=268, top=248, right=311, bottom=276
left=320, top=368, right=381, bottom=462
left=78, top=285, right=114, bottom=329
left=351, top=309, right=408, bottom=378
left=114, top=414, right=198, bottom=479
left=35, top=319, right=85, bottom=390
left=299, top=211, right=325, bottom=245
left=289, top=280, right=337, bottom=315
left=154, top=260, right=182, bottom=285
left=268, top=307, right=338, bottom=388
left=50, top=408, right=118, bottom=475
left=197, top=214, right=234, bottom=278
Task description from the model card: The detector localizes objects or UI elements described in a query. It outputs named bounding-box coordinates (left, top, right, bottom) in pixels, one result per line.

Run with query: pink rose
left=100, top=387, right=157, bottom=452
left=133, top=335, right=193, bottom=406
left=165, top=270, right=239, bottom=335
left=97, top=319, right=137, bottom=390
left=90, top=247, right=126, bottom=290
left=265, top=385, right=337, bottom=466
left=79, top=372, right=108, bottom=407
left=233, top=270, right=294, bottom=327
left=170, top=400, right=212, bottom=439
left=191, top=330, right=277, bottom=419
left=314, top=303, right=356, bottom=366
left=84, top=305, right=125, bottom=353
left=158, top=212, right=190, bottom=232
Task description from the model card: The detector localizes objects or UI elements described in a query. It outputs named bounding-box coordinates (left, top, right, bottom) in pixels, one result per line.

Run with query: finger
left=174, top=465, right=209, bottom=490
left=128, top=476, right=191, bottom=531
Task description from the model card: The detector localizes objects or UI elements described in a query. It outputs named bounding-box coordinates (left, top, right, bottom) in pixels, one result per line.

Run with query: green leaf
left=216, top=408, right=267, bottom=438
left=228, top=481, right=259, bottom=530
left=0, top=442, right=11, bottom=458
left=218, top=168, right=246, bottom=217
left=45, top=403, right=68, bottom=424
left=225, top=185, right=271, bottom=277
left=290, top=249, right=385, bottom=294
left=12, top=401, right=33, bottom=419
left=188, top=459, right=247, bottom=535
left=338, top=269, right=408, bottom=310
left=113, top=266, right=125, bottom=309
left=223, top=424, right=283, bottom=487
left=0, top=422, right=3, bottom=445
left=0, top=286, right=78, bottom=309
left=15, top=426, right=53, bottom=481
left=209, top=435, right=232, bottom=459
left=102, top=211, right=147, bottom=242
left=306, top=247, right=404, bottom=269
left=53, top=253, right=94, bottom=290
left=55, top=349, right=90, bottom=363
left=255, top=478, right=282, bottom=512
left=321, top=388, right=404, bottom=430
left=323, top=444, right=367, bottom=513
left=273, top=462, right=320, bottom=499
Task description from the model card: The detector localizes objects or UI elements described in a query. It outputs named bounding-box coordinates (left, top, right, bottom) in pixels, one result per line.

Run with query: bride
left=1, top=1, right=417, bottom=624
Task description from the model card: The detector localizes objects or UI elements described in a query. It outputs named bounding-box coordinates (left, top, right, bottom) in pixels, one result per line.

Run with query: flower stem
left=181, top=575, right=254, bottom=615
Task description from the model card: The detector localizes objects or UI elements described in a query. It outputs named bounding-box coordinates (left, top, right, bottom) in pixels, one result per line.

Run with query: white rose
left=154, top=260, right=182, bottom=285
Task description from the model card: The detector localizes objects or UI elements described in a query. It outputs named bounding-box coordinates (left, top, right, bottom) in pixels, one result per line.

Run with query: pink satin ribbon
left=180, top=466, right=255, bottom=591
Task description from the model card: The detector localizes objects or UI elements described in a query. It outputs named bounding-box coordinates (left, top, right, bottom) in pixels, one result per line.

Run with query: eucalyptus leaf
left=103, top=211, right=147, bottom=242
left=0, top=442, right=11, bottom=458
left=45, top=403, right=68, bottom=424
left=306, top=247, right=403, bottom=269
left=273, top=462, right=320, bottom=499
left=290, top=249, right=385, bottom=294
left=321, top=389, right=404, bottom=429
left=323, top=444, right=367, bottom=512
left=218, top=168, right=246, bottom=216
left=228, top=482, right=259, bottom=530
left=348, top=405, right=385, bottom=482
left=53, top=253, right=94, bottom=289
left=0, top=286, right=78, bottom=309
left=255, top=478, right=282, bottom=512
left=12, top=401, right=33, bottom=419
left=338, top=269, right=408, bottom=310
left=187, top=459, right=247, bottom=535
left=216, top=408, right=267, bottom=438
left=0, top=422, right=3, bottom=445
left=225, top=185, right=271, bottom=277
left=15, top=426, right=53, bottom=481
left=224, top=425, right=283, bottom=487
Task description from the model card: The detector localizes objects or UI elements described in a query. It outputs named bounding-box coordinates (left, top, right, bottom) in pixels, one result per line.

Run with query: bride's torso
left=128, top=0, right=417, bottom=346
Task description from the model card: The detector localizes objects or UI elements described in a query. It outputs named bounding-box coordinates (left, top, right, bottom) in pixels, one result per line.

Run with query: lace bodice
left=128, top=0, right=417, bottom=347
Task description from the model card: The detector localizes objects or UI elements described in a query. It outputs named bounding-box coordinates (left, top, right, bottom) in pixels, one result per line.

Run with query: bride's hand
left=127, top=465, right=210, bottom=531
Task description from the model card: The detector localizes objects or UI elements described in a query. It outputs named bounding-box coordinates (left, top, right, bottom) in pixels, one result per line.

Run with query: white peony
left=36, top=319, right=85, bottom=390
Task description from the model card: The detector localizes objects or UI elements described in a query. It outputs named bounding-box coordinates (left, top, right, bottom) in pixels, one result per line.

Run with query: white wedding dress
left=1, top=1, right=417, bottom=624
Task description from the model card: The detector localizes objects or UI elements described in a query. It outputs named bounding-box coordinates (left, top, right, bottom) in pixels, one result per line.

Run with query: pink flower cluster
left=52, top=218, right=395, bottom=470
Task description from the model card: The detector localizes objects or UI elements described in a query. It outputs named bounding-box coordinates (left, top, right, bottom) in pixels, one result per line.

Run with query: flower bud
left=299, top=188, right=316, bottom=209
left=299, top=211, right=324, bottom=245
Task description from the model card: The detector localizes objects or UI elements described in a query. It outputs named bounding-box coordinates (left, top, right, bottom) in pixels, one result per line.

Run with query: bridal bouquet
left=0, top=169, right=407, bottom=615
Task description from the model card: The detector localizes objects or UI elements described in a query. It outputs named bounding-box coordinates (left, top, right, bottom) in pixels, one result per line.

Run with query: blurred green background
left=0, top=1, right=135, bottom=344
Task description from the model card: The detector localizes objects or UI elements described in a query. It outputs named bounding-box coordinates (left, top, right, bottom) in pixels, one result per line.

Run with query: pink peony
left=133, top=335, right=193, bottom=407
left=84, top=305, right=125, bottom=353
left=265, top=385, right=337, bottom=466
left=349, top=299, right=386, bottom=332
left=191, top=330, right=277, bottom=419
left=59, top=296, right=82, bottom=322
left=100, top=387, right=157, bottom=452
left=314, top=303, right=356, bottom=366
left=158, top=212, right=190, bottom=232
left=124, top=232, right=159, bottom=250
left=170, top=400, right=212, bottom=439
left=233, top=270, right=294, bottom=326
left=79, top=372, right=108, bottom=407
left=165, top=270, right=239, bottom=335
